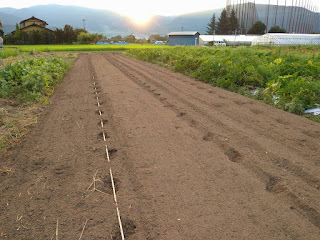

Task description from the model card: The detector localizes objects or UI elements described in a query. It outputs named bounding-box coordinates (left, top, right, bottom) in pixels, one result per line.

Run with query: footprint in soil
left=233, top=100, right=246, bottom=105
left=275, top=118, right=289, bottom=125
left=106, top=148, right=118, bottom=159
left=111, top=219, right=136, bottom=240
left=224, top=147, right=242, bottom=163
left=52, top=165, right=71, bottom=175
left=95, top=110, right=103, bottom=115
left=99, top=175, right=121, bottom=194
left=177, top=112, right=186, bottom=117
left=189, top=119, right=200, bottom=128
left=98, top=132, right=110, bottom=140
left=203, top=132, right=215, bottom=141
left=98, top=119, right=108, bottom=126
left=250, top=108, right=263, bottom=114
left=266, top=176, right=287, bottom=193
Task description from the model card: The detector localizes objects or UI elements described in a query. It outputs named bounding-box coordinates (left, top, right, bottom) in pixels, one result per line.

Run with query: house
left=168, top=32, right=200, bottom=46
left=12, top=16, right=54, bottom=34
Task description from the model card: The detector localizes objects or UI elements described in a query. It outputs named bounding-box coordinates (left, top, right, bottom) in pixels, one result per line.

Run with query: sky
left=0, top=0, right=319, bottom=24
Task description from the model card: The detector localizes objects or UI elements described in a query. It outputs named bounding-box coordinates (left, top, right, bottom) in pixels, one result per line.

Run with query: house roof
left=11, top=24, right=54, bottom=34
left=20, top=16, right=48, bottom=25
left=21, top=24, right=54, bottom=32
left=168, top=31, right=200, bottom=36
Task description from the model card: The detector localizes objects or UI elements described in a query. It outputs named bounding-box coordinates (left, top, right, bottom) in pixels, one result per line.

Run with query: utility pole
left=82, top=19, right=86, bottom=31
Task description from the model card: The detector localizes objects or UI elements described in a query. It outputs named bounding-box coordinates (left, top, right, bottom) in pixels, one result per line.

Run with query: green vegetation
left=0, top=48, right=22, bottom=58
left=3, top=43, right=166, bottom=54
left=268, top=25, right=286, bottom=33
left=77, top=32, right=103, bottom=44
left=0, top=56, right=71, bottom=155
left=1, top=57, right=71, bottom=103
left=215, top=8, right=239, bottom=35
left=4, top=24, right=85, bottom=45
left=248, top=21, right=266, bottom=35
left=127, top=45, right=320, bottom=118
left=206, top=14, right=216, bottom=34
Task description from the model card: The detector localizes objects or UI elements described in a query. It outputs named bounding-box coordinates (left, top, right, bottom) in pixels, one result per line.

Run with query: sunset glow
left=126, top=12, right=153, bottom=24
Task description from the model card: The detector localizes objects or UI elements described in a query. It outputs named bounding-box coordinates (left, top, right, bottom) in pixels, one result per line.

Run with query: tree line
left=206, top=8, right=287, bottom=35
left=0, top=23, right=169, bottom=45
left=2, top=24, right=101, bottom=44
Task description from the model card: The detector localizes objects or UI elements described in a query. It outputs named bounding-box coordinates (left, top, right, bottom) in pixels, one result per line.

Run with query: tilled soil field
left=0, top=53, right=319, bottom=239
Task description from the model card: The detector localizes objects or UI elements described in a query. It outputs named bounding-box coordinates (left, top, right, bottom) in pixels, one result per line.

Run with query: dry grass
left=0, top=99, right=43, bottom=157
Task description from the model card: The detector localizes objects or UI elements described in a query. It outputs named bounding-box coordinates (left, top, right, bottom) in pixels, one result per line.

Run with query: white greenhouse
left=200, top=35, right=260, bottom=46
left=252, top=34, right=320, bottom=46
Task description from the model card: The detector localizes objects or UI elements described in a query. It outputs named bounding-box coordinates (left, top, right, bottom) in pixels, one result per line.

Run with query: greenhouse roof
left=252, top=33, right=320, bottom=46
left=200, top=35, right=259, bottom=43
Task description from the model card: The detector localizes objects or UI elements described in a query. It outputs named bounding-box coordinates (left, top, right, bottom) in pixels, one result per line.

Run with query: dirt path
left=1, top=53, right=320, bottom=239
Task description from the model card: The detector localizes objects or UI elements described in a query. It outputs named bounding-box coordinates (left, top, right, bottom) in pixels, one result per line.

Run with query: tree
left=148, top=34, right=168, bottom=42
left=77, top=32, right=102, bottom=44
left=124, top=34, right=136, bottom=43
left=0, top=19, right=3, bottom=38
left=268, top=25, right=286, bottom=33
left=206, top=14, right=216, bottom=34
left=247, top=21, right=266, bottom=35
left=54, top=28, right=65, bottom=44
left=229, top=9, right=239, bottom=34
left=63, top=24, right=77, bottom=43
left=239, top=22, right=246, bottom=34
left=216, top=9, right=229, bottom=34
left=110, top=35, right=123, bottom=43
left=14, top=23, right=21, bottom=40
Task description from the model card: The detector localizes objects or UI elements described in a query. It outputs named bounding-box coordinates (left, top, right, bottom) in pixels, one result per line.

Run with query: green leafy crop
left=0, top=57, right=70, bottom=103
left=127, top=46, right=320, bottom=115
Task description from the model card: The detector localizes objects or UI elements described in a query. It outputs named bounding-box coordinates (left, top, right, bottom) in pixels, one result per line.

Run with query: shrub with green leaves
left=0, top=57, right=70, bottom=103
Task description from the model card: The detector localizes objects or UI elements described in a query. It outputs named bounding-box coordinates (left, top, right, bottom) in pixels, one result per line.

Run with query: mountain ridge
left=0, top=4, right=223, bottom=36
left=0, top=4, right=319, bottom=36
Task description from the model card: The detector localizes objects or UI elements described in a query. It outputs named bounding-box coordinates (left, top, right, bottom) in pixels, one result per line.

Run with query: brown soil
left=1, top=53, right=320, bottom=239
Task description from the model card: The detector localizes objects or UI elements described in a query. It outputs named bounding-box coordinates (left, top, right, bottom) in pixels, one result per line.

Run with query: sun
left=125, top=11, right=153, bottom=24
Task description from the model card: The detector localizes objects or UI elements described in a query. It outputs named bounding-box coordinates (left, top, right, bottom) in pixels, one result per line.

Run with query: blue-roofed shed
left=168, top=31, right=200, bottom=46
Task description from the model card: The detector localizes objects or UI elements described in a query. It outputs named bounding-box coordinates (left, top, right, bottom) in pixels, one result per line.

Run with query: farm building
left=168, top=32, right=200, bottom=46
left=200, top=35, right=260, bottom=46
left=11, top=16, right=54, bottom=34
left=252, top=33, right=320, bottom=46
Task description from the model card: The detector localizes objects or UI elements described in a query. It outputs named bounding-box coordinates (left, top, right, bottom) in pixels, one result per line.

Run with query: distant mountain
left=0, top=4, right=319, bottom=37
left=0, top=4, right=223, bottom=36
